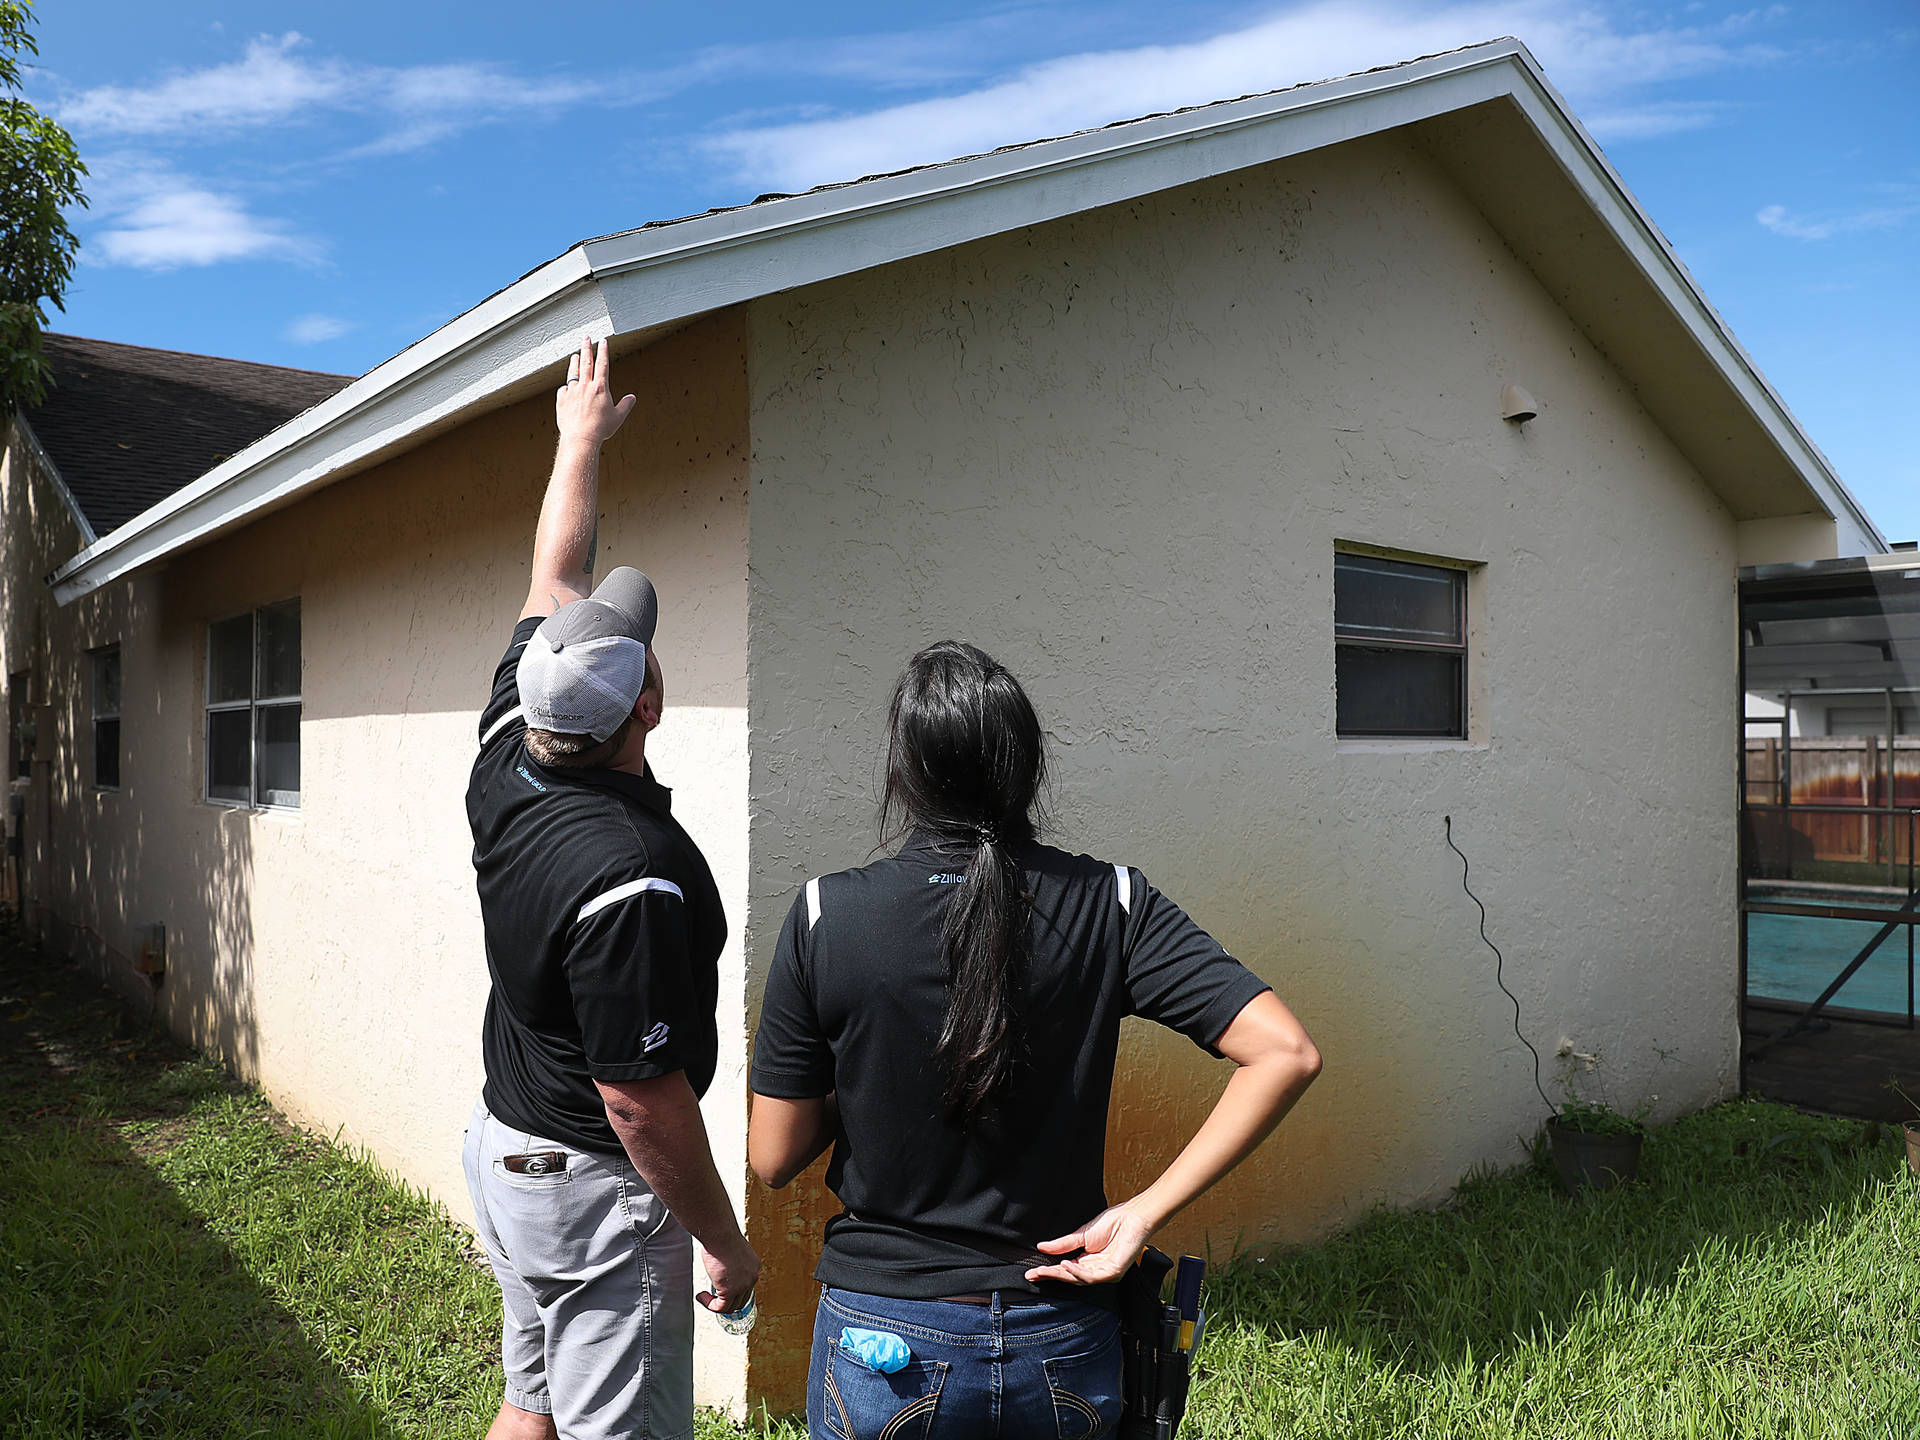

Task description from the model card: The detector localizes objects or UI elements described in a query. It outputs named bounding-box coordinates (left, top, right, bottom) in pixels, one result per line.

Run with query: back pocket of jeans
left=822, top=1351, right=947, bottom=1440
left=491, top=1157, right=573, bottom=1191
left=1043, top=1336, right=1123, bottom=1440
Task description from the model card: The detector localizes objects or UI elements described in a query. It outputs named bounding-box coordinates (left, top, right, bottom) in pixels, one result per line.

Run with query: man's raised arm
left=521, top=336, right=637, bottom=621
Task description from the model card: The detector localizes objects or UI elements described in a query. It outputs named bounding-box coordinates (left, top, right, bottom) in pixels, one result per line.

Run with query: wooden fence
left=1745, top=736, right=1920, bottom=874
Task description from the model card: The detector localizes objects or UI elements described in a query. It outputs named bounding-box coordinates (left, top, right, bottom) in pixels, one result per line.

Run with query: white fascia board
left=583, top=46, right=1521, bottom=313
left=1494, top=48, right=1885, bottom=553
left=50, top=247, right=600, bottom=604
left=12, top=416, right=96, bottom=547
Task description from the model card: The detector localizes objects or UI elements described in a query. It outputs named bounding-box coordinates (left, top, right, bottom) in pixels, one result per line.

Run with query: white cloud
left=60, top=34, right=351, bottom=135
left=84, top=155, right=319, bottom=270
left=1758, top=198, right=1920, bottom=242
left=382, top=62, right=580, bottom=114
left=700, top=1, right=1788, bottom=193
left=1580, top=99, right=1731, bottom=141
left=285, top=313, right=354, bottom=344
left=56, top=32, right=607, bottom=148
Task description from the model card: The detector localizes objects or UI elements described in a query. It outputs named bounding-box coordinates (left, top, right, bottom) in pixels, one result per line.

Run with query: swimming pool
left=1746, top=892, right=1917, bottom=1016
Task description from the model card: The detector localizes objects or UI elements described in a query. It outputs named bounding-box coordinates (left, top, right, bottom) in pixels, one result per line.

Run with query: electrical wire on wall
left=1444, top=815, right=1555, bottom=1117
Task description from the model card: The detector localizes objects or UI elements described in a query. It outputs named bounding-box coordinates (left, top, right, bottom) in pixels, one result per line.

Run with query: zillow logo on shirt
left=643, top=1022, right=671, bottom=1052
left=927, top=872, right=966, bottom=884
left=516, top=765, right=548, bottom=793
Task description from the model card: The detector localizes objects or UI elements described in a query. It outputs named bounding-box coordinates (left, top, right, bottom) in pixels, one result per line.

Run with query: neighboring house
left=2, top=40, right=1888, bottom=1414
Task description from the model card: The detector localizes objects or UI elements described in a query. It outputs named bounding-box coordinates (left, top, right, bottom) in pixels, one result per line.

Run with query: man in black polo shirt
left=462, top=336, right=756, bottom=1440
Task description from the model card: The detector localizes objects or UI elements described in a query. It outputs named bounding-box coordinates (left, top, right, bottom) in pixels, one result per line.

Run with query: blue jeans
left=807, top=1287, right=1123, bottom=1440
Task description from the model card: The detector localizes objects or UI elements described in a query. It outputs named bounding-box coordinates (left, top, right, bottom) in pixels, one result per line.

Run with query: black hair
left=881, top=640, right=1048, bottom=1123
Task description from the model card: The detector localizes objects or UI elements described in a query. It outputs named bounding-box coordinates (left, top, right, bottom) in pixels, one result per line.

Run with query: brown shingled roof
left=23, top=333, right=353, bottom=539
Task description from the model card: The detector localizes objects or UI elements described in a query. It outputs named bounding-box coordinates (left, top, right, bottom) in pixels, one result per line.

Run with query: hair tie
left=973, top=820, right=1000, bottom=847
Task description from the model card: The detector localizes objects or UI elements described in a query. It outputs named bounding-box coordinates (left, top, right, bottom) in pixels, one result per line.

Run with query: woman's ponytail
left=933, top=821, right=1027, bottom=1117
left=881, top=642, right=1047, bottom=1124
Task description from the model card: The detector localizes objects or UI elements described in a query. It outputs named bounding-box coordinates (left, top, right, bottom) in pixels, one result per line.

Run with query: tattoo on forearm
left=585, top=517, right=598, bottom=577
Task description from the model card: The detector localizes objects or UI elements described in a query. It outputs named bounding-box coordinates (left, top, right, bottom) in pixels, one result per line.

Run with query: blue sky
left=23, top=1, right=1920, bottom=541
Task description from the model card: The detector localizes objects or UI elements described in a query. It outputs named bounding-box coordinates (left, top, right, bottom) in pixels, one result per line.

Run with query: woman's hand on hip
left=1024, top=1200, right=1158, bottom=1286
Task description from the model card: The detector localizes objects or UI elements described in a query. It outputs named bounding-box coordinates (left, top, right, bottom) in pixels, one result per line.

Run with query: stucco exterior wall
left=1736, top=513, right=1843, bottom=567
left=742, top=130, right=1739, bottom=1407
left=3, top=427, right=147, bottom=952
left=3, top=311, right=754, bottom=1409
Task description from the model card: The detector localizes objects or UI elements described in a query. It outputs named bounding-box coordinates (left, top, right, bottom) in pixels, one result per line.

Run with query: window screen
left=206, top=602, right=300, bottom=807
left=91, top=648, right=121, bottom=789
left=8, top=671, right=27, bottom=780
left=1335, top=553, right=1467, bottom=739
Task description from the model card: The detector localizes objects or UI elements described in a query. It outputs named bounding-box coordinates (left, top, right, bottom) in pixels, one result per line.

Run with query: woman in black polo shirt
left=750, top=641, right=1321, bottom=1440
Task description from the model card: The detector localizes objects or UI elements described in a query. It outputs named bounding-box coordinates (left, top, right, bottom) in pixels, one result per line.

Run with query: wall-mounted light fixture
left=1500, top=384, right=1539, bottom=424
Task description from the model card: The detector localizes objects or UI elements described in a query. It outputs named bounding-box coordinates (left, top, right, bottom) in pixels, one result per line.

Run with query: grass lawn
left=3, top=918, right=1916, bottom=1438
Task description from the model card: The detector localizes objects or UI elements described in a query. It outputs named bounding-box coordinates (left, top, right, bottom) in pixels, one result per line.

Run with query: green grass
left=5, top=918, right=1918, bottom=1438
left=0, top=919, right=752, bottom=1440
left=1178, top=1109, right=1920, bottom=1439
left=0, top=924, right=502, bottom=1437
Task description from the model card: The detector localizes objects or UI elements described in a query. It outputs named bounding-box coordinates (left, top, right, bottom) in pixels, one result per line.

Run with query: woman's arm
left=749, top=1092, right=841, bottom=1190
left=1025, top=991, right=1320, bottom=1285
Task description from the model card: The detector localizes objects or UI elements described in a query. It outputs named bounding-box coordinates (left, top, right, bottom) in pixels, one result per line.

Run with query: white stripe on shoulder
left=805, top=877, right=822, bottom=930
left=1115, top=863, right=1132, bottom=914
left=576, top=876, right=684, bottom=923
left=480, top=706, right=525, bottom=746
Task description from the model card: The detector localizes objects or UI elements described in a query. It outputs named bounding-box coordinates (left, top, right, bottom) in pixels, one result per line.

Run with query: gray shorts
left=462, top=1097, right=695, bottom=1440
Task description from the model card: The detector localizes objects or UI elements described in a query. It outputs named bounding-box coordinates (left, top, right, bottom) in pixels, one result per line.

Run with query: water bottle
left=715, top=1291, right=757, bottom=1337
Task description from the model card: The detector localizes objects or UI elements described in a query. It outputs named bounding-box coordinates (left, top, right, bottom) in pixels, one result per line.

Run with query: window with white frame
left=91, top=647, right=121, bottom=789
left=1334, top=551, right=1468, bottom=739
left=206, top=600, right=300, bottom=808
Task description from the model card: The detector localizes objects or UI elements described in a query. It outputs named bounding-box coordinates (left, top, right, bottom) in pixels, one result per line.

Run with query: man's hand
left=555, top=336, right=636, bottom=449
left=522, top=336, right=638, bottom=618
left=697, top=1234, right=762, bottom=1316
left=596, top=1074, right=760, bottom=1317
left=1024, top=1198, right=1159, bottom=1286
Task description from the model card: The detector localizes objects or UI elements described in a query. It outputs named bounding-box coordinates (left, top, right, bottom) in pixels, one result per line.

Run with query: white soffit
left=48, top=38, right=1881, bottom=604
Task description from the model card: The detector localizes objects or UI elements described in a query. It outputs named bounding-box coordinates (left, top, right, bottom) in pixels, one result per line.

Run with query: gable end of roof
left=44, top=37, right=1883, bottom=603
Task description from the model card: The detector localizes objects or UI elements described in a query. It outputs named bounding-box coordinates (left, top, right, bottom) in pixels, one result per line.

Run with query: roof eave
left=51, top=45, right=1536, bottom=606
left=50, top=245, right=598, bottom=604
left=47, top=37, right=1883, bottom=605
left=1488, top=47, right=1883, bottom=552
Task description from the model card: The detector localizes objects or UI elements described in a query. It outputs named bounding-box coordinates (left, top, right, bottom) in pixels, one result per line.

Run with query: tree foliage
left=1, top=0, right=85, bottom=417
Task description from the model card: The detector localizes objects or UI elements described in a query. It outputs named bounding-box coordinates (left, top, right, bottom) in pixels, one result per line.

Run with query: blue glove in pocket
left=838, top=1327, right=912, bottom=1374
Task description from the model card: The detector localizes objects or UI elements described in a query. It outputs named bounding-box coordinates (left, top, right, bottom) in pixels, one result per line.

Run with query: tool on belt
left=1117, top=1248, right=1206, bottom=1439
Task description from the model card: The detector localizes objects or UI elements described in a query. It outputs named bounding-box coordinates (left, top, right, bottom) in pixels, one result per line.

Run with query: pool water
left=1746, top=902, right=1916, bottom=1015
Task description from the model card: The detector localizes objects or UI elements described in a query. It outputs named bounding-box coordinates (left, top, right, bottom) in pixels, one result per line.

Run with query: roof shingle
left=23, top=333, right=352, bottom=538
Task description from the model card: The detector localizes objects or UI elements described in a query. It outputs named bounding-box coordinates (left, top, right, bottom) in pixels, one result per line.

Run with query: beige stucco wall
left=3, top=427, right=147, bottom=949
left=3, top=311, right=754, bottom=1409
left=1736, top=513, right=1842, bottom=567
left=742, top=129, right=1740, bottom=1408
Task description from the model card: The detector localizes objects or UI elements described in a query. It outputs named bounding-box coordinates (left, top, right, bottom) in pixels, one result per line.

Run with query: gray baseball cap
left=516, top=567, right=659, bottom=742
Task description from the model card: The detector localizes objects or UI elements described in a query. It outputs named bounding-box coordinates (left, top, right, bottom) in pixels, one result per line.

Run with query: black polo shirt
left=468, top=616, right=727, bottom=1155
left=750, top=833, right=1272, bottom=1300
